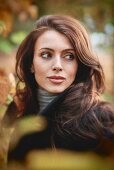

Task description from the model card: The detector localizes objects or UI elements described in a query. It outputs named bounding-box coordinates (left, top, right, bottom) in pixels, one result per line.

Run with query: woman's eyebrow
left=62, top=49, right=75, bottom=52
left=39, top=48, right=54, bottom=51
left=39, top=48, right=75, bottom=52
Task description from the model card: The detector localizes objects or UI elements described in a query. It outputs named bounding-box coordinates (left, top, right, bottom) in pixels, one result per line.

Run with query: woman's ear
left=31, top=65, right=34, bottom=73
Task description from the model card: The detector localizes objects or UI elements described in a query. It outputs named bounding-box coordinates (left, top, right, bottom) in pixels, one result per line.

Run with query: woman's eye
left=41, top=52, right=51, bottom=59
left=65, top=54, right=75, bottom=60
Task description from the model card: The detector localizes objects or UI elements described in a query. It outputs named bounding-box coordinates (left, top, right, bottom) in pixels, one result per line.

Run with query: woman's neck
left=37, top=88, right=58, bottom=113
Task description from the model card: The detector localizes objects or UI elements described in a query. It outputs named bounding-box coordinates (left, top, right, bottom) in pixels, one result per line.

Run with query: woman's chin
left=45, top=87, right=66, bottom=94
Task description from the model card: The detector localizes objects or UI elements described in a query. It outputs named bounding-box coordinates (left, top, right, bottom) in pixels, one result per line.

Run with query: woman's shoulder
left=89, top=101, right=114, bottom=155
left=76, top=101, right=114, bottom=138
left=82, top=100, right=114, bottom=139
left=91, top=101, right=114, bottom=121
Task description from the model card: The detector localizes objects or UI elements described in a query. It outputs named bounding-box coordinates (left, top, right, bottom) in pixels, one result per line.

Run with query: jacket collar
left=39, top=88, right=68, bottom=117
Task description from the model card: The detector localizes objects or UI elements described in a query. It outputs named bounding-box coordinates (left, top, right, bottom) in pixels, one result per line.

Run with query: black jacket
left=6, top=91, right=114, bottom=161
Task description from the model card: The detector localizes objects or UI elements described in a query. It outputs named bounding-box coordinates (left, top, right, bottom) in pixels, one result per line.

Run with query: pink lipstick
left=47, top=76, right=65, bottom=83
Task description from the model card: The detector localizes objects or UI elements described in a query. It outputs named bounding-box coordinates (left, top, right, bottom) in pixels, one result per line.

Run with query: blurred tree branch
left=0, top=0, right=38, bottom=36
left=0, top=0, right=114, bottom=36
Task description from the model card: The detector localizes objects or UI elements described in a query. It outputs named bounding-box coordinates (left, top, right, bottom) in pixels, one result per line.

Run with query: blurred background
left=0, top=0, right=114, bottom=103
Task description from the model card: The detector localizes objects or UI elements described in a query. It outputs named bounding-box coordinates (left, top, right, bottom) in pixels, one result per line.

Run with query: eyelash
left=41, top=52, right=51, bottom=59
left=64, top=54, right=75, bottom=60
left=40, top=52, right=75, bottom=60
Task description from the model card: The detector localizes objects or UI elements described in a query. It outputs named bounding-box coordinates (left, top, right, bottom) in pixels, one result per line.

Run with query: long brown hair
left=16, top=15, right=104, bottom=112
left=15, top=15, right=107, bottom=138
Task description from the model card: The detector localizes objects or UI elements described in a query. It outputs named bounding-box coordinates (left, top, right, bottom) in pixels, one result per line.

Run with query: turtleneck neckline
left=37, top=88, right=58, bottom=114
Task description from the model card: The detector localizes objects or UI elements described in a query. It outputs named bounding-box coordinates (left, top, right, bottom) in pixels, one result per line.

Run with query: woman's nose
left=52, top=57, right=63, bottom=72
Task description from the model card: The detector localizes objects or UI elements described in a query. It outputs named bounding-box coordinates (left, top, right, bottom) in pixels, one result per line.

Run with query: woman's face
left=33, top=30, right=78, bottom=93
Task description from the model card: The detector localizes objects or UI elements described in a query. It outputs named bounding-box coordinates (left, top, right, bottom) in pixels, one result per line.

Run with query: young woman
left=5, top=15, right=114, bottom=161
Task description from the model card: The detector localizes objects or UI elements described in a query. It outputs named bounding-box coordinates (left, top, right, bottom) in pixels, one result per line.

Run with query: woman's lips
left=47, top=76, right=65, bottom=83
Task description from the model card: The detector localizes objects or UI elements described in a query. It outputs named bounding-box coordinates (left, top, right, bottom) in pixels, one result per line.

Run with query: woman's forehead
left=34, top=30, right=74, bottom=51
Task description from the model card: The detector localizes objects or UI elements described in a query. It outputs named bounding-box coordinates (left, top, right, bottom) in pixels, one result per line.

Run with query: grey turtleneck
left=37, top=88, right=58, bottom=114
